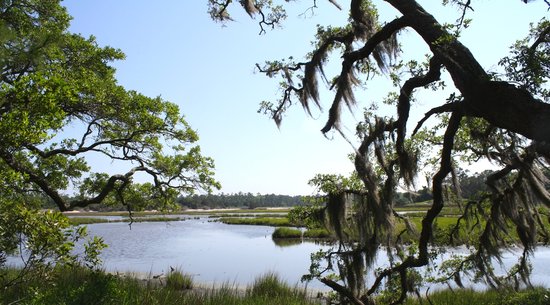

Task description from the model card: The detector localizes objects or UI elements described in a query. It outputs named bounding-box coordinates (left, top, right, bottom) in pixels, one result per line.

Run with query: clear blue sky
left=62, top=0, right=548, bottom=195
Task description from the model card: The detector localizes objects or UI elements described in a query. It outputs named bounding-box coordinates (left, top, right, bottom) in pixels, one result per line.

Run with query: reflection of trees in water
left=272, top=238, right=303, bottom=248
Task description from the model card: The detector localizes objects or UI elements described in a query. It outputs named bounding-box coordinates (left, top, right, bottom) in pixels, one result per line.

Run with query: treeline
left=38, top=170, right=499, bottom=211
left=176, top=193, right=306, bottom=209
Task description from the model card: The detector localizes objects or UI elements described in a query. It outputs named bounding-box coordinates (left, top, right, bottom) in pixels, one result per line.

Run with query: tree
left=1, top=0, right=219, bottom=284
left=208, top=0, right=550, bottom=304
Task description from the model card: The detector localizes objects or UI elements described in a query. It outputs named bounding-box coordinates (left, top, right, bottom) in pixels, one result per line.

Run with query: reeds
left=272, top=227, right=302, bottom=238
left=0, top=266, right=320, bottom=305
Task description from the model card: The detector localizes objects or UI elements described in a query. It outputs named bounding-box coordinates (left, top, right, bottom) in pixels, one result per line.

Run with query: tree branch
left=320, top=277, right=365, bottom=305
left=322, top=16, right=410, bottom=133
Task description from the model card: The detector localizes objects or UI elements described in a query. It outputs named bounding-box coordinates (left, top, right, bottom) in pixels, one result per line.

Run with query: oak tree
left=209, top=0, right=550, bottom=304
left=1, top=0, right=219, bottom=282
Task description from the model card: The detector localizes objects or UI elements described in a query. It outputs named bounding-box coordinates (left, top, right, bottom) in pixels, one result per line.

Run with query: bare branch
left=413, top=102, right=461, bottom=136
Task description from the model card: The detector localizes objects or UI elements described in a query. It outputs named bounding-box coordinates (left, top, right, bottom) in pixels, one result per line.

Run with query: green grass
left=166, top=268, right=193, bottom=290
left=65, top=211, right=182, bottom=217
left=122, top=216, right=183, bottom=223
left=303, top=228, right=331, bottom=239
left=400, top=287, right=550, bottom=305
left=219, top=217, right=294, bottom=227
left=67, top=216, right=183, bottom=226
left=272, top=227, right=302, bottom=238
left=208, top=213, right=287, bottom=218
left=1, top=266, right=319, bottom=305
left=246, top=272, right=309, bottom=302
left=4, top=267, right=549, bottom=305
left=68, top=217, right=111, bottom=225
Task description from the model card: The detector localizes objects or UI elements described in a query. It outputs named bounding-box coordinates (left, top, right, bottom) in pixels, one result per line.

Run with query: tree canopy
left=208, top=0, right=550, bottom=304
left=1, top=0, right=219, bottom=212
left=1, top=0, right=219, bottom=283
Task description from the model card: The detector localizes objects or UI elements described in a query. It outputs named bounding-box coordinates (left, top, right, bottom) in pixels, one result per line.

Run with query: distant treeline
left=176, top=193, right=306, bottom=209
left=37, top=170, right=498, bottom=211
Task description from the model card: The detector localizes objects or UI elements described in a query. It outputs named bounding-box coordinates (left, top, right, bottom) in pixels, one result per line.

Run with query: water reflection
left=272, top=238, right=303, bottom=248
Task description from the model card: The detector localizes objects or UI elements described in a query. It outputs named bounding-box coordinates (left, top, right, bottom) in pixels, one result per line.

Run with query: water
left=83, top=217, right=330, bottom=289
left=8, top=216, right=550, bottom=291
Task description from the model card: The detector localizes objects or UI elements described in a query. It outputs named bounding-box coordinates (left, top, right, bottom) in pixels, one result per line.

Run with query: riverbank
left=0, top=266, right=323, bottom=305
left=3, top=266, right=549, bottom=305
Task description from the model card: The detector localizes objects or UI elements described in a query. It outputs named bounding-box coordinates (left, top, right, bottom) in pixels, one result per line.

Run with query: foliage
left=0, top=198, right=106, bottom=288
left=177, top=192, right=305, bottom=210
left=1, top=0, right=220, bottom=212
left=288, top=199, right=325, bottom=229
left=0, top=0, right=219, bottom=293
left=212, top=0, right=550, bottom=304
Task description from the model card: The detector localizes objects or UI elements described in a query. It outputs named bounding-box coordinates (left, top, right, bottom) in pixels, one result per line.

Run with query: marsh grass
left=246, top=272, right=312, bottom=304
left=401, top=287, right=550, bottom=305
left=3, top=266, right=549, bottom=305
left=1, top=266, right=320, bottom=305
left=303, top=228, right=331, bottom=239
left=219, top=217, right=294, bottom=227
left=166, top=268, right=193, bottom=290
left=208, top=213, right=287, bottom=218
left=122, top=216, right=183, bottom=223
left=67, top=216, right=183, bottom=226
left=68, top=217, right=111, bottom=225
left=272, top=227, right=302, bottom=238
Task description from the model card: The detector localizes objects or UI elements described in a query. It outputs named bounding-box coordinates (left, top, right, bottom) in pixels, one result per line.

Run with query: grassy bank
left=0, top=267, right=320, bottom=305
left=271, top=227, right=331, bottom=239
left=3, top=266, right=549, bottom=305
left=67, top=216, right=184, bottom=226
left=218, top=217, right=294, bottom=227
left=272, top=227, right=302, bottom=238
left=67, top=208, right=291, bottom=217
left=402, top=287, right=550, bottom=305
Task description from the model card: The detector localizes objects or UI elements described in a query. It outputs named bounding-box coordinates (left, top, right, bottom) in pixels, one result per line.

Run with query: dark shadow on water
left=272, top=238, right=303, bottom=248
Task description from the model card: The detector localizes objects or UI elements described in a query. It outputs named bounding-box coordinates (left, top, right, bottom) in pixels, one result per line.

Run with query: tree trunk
left=386, top=0, right=550, bottom=142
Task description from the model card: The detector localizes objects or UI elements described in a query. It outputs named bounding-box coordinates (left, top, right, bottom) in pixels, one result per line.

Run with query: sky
left=61, top=0, right=548, bottom=196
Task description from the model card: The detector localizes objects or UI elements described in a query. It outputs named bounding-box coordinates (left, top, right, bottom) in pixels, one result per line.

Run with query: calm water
left=84, top=217, right=330, bottom=289
left=9, top=216, right=550, bottom=290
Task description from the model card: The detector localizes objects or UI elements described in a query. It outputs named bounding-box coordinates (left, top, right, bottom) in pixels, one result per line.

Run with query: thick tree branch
left=68, top=169, right=141, bottom=209
left=420, top=112, right=463, bottom=260
left=385, top=0, right=550, bottom=142
left=320, top=277, right=365, bottom=305
left=395, top=56, right=443, bottom=185
left=385, top=0, right=487, bottom=91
